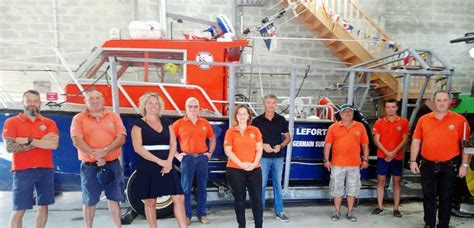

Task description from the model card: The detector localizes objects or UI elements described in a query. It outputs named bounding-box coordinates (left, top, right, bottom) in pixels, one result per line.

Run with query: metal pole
left=409, top=76, right=430, bottom=129
left=359, top=73, right=370, bottom=110
left=108, top=57, right=123, bottom=172
left=446, top=73, right=453, bottom=93
left=159, top=0, right=168, bottom=39
left=228, top=66, right=236, bottom=127
left=347, top=71, right=355, bottom=105
left=283, top=68, right=297, bottom=192
left=108, top=57, right=120, bottom=114
left=401, top=74, right=411, bottom=118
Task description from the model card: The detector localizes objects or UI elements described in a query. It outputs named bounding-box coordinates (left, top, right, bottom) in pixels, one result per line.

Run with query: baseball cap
left=96, top=166, right=115, bottom=186
left=337, top=104, right=354, bottom=113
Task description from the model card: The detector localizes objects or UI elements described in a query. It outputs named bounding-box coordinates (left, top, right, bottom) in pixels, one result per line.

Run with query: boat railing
left=76, top=79, right=223, bottom=117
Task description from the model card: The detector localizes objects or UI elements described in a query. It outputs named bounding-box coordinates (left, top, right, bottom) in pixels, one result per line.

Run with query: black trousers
left=420, top=157, right=459, bottom=228
left=226, top=167, right=263, bottom=228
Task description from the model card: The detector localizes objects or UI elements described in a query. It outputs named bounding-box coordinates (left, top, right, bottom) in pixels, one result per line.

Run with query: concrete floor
left=0, top=192, right=472, bottom=228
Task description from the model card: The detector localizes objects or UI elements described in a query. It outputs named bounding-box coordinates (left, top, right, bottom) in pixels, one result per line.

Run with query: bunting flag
left=258, top=21, right=277, bottom=51
left=317, top=3, right=400, bottom=51
left=403, top=53, right=416, bottom=65
left=371, top=36, right=379, bottom=45
left=389, top=40, right=395, bottom=49
left=342, top=20, right=354, bottom=32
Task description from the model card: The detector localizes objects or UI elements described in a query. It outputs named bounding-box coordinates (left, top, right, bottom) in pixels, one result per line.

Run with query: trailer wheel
left=126, top=171, right=174, bottom=218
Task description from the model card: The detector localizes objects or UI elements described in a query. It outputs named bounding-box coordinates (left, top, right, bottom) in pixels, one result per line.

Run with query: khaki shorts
left=329, top=166, right=361, bottom=197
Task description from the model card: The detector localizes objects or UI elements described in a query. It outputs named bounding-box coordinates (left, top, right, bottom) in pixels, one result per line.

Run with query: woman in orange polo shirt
left=224, top=104, right=263, bottom=228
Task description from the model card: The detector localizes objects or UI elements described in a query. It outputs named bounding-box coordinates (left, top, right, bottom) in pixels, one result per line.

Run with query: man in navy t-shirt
left=252, top=94, right=291, bottom=222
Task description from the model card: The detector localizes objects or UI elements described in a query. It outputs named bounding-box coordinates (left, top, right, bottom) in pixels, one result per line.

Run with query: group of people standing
left=323, top=91, right=470, bottom=228
left=2, top=89, right=471, bottom=228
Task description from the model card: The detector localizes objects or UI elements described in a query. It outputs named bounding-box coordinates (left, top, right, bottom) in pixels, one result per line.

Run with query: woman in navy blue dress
left=131, top=92, right=187, bottom=228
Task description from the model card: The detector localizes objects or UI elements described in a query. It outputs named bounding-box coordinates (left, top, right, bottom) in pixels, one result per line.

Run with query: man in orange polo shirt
left=70, top=88, right=126, bottom=228
left=173, top=97, right=216, bottom=225
left=2, top=90, right=59, bottom=228
left=410, top=90, right=471, bottom=228
left=371, top=99, right=409, bottom=217
left=323, top=104, right=369, bottom=222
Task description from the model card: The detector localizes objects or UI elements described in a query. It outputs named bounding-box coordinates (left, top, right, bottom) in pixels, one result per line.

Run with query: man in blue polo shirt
left=252, top=94, right=291, bottom=222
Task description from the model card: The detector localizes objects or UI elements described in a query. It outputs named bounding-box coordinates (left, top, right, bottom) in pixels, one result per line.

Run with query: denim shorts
left=376, top=158, right=403, bottom=176
left=329, top=166, right=361, bottom=197
left=80, top=160, right=124, bottom=206
left=12, top=168, right=55, bottom=211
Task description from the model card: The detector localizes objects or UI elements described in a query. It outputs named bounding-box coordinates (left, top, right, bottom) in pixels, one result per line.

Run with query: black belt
left=183, top=152, right=207, bottom=157
left=421, top=156, right=460, bottom=172
left=421, top=155, right=460, bottom=166
left=84, top=159, right=118, bottom=166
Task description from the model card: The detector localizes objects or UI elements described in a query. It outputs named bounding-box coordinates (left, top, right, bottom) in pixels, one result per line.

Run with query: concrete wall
left=0, top=0, right=472, bottom=110
left=358, top=0, right=474, bottom=92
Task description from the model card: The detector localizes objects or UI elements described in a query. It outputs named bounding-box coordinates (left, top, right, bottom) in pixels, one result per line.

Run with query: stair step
left=343, top=54, right=357, bottom=62
left=301, top=13, right=316, bottom=23
left=319, top=31, right=332, bottom=38
left=309, top=21, right=324, bottom=31
left=285, top=1, right=402, bottom=101
left=335, top=45, right=348, bottom=53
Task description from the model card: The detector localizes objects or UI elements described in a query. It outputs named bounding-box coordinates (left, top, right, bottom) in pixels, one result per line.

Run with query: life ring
left=126, top=170, right=174, bottom=218
left=317, top=97, right=335, bottom=120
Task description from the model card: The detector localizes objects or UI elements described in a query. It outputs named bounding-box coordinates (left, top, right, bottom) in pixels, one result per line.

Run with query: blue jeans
left=261, top=157, right=284, bottom=214
left=181, top=154, right=209, bottom=218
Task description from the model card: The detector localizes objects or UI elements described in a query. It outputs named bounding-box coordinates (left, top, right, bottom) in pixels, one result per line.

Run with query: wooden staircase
left=284, top=0, right=436, bottom=100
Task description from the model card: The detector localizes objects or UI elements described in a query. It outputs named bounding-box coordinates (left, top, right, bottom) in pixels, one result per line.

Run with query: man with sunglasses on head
left=70, top=88, right=126, bottom=228
left=173, top=97, right=216, bottom=225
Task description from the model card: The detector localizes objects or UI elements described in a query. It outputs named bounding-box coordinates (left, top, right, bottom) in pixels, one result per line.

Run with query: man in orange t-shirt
left=2, top=90, right=59, bottom=228
left=70, top=88, right=126, bottom=228
left=172, top=97, right=216, bottom=225
left=371, top=99, right=409, bottom=217
left=323, top=104, right=369, bottom=222
left=410, top=91, right=471, bottom=228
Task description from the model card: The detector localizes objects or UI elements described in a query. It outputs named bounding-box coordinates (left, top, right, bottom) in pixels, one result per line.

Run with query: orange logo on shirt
left=448, top=124, right=455, bottom=130
left=396, top=126, right=402, bottom=131
left=250, top=133, right=255, bottom=139
left=354, top=131, right=361, bottom=137
left=39, top=125, right=47, bottom=131
left=202, top=126, right=207, bottom=131
left=108, top=122, right=115, bottom=129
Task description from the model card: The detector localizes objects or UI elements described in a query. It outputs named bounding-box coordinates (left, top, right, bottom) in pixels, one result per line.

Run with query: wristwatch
left=27, top=138, right=33, bottom=145
left=462, top=163, right=469, bottom=167
left=104, top=147, right=109, bottom=154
